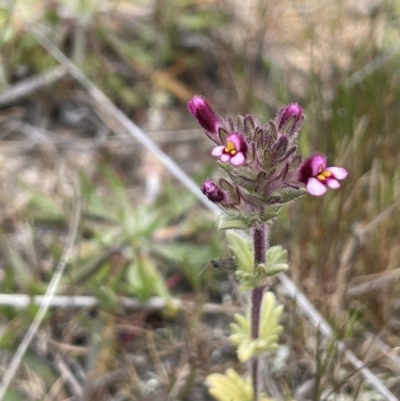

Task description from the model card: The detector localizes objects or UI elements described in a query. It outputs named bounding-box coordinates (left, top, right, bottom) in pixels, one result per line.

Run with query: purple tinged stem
left=251, top=224, right=267, bottom=401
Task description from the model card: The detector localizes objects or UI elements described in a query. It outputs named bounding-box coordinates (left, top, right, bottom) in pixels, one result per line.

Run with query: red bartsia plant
left=188, top=95, right=348, bottom=401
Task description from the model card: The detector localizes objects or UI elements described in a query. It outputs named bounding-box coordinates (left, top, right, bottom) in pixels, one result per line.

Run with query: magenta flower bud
left=187, top=95, right=221, bottom=136
left=278, top=103, right=303, bottom=129
left=298, top=153, right=348, bottom=196
left=201, top=180, right=225, bottom=203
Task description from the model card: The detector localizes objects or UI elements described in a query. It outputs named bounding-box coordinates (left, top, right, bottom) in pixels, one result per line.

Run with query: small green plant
left=207, top=368, right=274, bottom=401
left=188, top=96, right=348, bottom=401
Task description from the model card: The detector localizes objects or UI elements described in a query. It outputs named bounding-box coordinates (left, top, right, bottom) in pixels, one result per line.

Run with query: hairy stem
left=251, top=224, right=267, bottom=401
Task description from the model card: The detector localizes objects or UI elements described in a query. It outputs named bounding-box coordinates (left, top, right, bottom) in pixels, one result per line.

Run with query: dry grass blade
left=0, top=185, right=82, bottom=401
left=43, top=376, right=67, bottom=401
left=146, top=330, right=169, bottom=388
left=53, top=355, right=84, bottom=398
left=167, top=363, right=191, bottom=401
left=363, top=332, right=400, bottom=375
left=347, top=268, right=400, bottom=297
left=83, top=369, right=128, bottom=400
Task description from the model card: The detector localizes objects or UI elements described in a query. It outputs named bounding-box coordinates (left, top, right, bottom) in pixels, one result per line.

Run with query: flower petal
left=211, top=146, right=225, bottom=157
left=230, top=152, right=245, bottom=166
left=299, top=153, right=328, bottom=184
left=187, top=96, right=206, bottom=115
left=227, top=133, right=246, bottom=152
left=326, top=167, right=348, bottom=180
left=220, top=153, right=231, bottom=162
left=307, top=178, right=327, bottom=196
left=310, top=155, right=327, bottom=176
left=326, top=178, right=340, bottom=189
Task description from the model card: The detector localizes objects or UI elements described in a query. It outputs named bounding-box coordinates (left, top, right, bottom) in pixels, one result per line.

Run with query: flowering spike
left=188, top=95, right=347, bottom=222
left=298, top=153, right=348, bottom=196
left=187, top=96, right=221, bottom=140
left=278, top=103, right=303, bottom=130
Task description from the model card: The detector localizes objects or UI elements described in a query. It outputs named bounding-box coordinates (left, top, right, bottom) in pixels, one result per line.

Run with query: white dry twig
left=53, top=355, right=84, bottom=398
left=0, top=294, right=241, bottom=315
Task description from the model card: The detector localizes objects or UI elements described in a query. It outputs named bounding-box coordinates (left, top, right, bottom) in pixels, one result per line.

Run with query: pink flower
left=211, top=133, right=247, bottom=166
left=187, top=96, right=221, bottom=139
left=298, top=154, right=348, bottom=196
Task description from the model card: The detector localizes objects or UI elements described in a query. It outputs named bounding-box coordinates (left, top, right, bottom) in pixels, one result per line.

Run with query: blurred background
left=1, top=0, right=400, bottom=400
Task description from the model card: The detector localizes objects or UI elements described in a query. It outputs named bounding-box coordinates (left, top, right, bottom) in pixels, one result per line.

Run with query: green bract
left=225, top=229, right=289, bottom=290
left=226, top=231, right=253, bottom=273
left=207, top=369, right=274, bottom=401
left=229, top=292, right=283, bottom=362
left=258, top=245, right=289, bottom=276
left=196, top=102, right=306, bottom=227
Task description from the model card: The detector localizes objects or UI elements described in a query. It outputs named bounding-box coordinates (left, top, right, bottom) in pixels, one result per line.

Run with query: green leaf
left=216, top=160, right=233, bottom=175
left=225, top=231, right=253, bottom=273
left=258, top=292, right=284, bottom=348
left=219, top=179, right=239, bottom=202
left=207, top=369, right=274, bottom=401
left=217, top=213, right=253, bottom=230
left=259, top=204, right=282, bottom=222
left=262, top=245, right=289, bottom=276
left=233, top=167, right=258, bottom=182
left=278, top=187, right=306, bottom=203
left=229, top=292, right=283, bottom=362
left=207, top=369, right=252, bottom=401
left=267, top=245, right=289, bottom=268
left=149, top=242, right=216, bottom=290
left=127, top=253, right=171, bottom=302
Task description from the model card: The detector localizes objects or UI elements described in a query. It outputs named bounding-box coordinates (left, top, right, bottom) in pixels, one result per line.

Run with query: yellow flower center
left=224, top=141, right=237, bottom=155
left=317, top=170, right=332, bottom=181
